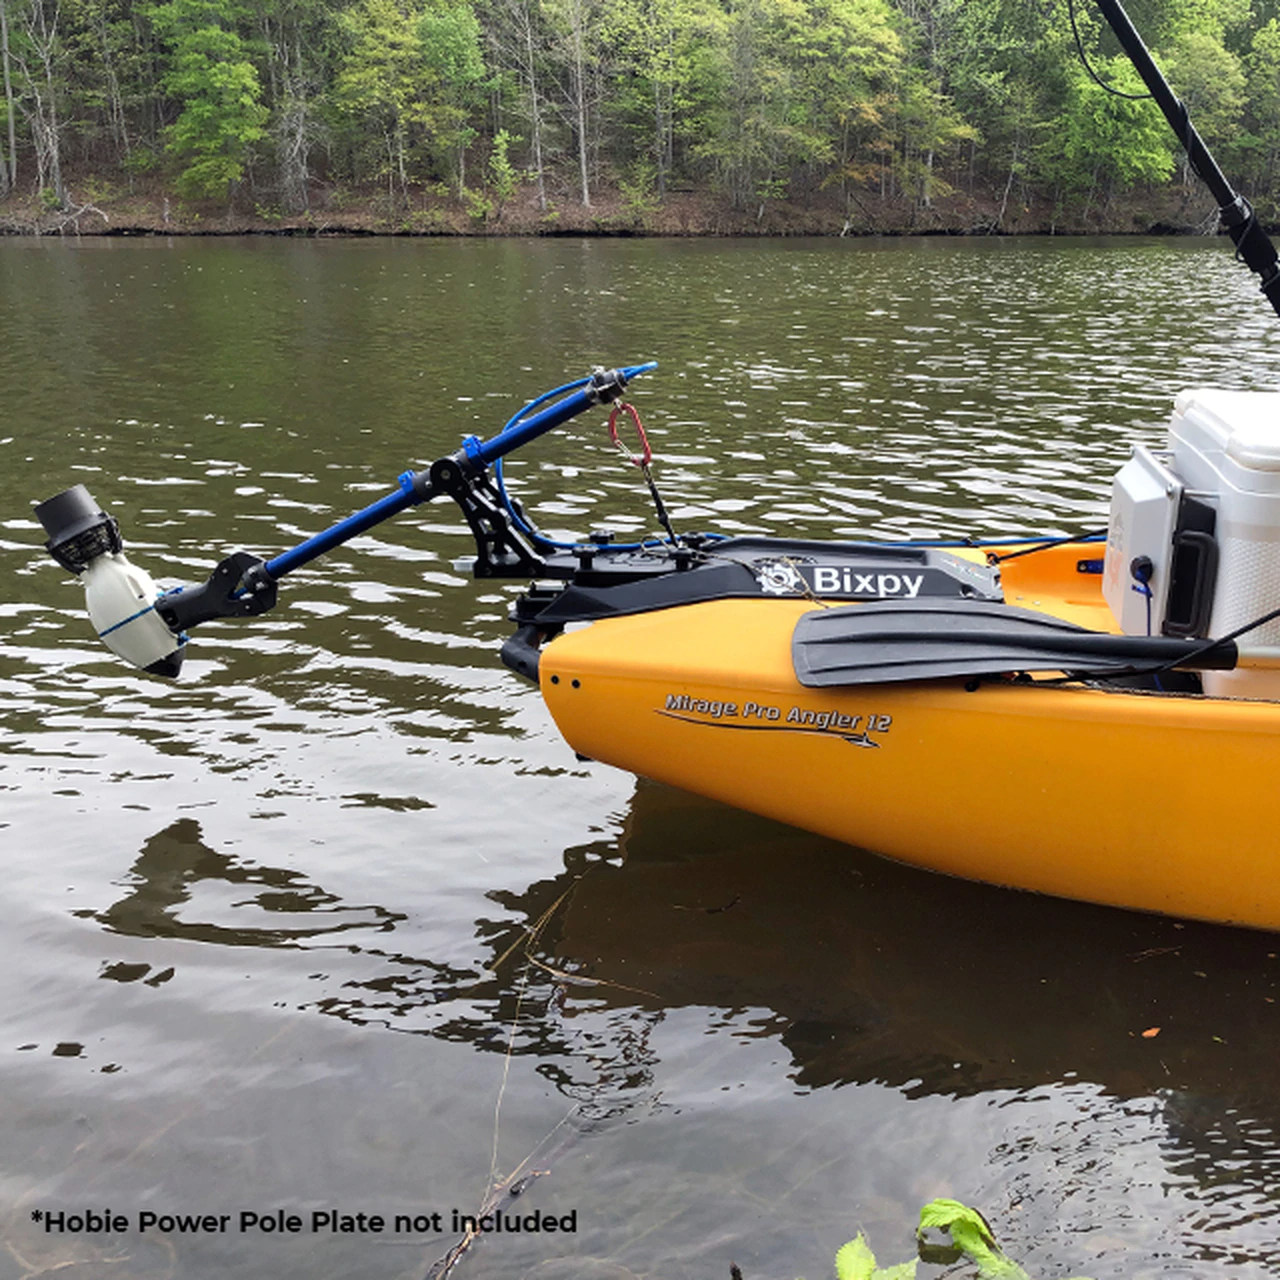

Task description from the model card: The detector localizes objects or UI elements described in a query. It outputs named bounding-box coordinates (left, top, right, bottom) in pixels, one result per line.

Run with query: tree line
left=2, top=0, right=1280, bottom=225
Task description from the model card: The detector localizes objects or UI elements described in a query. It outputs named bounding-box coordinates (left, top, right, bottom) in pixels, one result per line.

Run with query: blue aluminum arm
left=264, top=471, right=424, bottom=580
left=263, top=362, right=655, bottom=582
left=156, top=362, right=657, bottom=632
left=157, top=360, right=660, bottom=629
left=462, top=362, right=657, bottom=469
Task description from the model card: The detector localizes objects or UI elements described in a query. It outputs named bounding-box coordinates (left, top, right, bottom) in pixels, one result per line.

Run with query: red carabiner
left=607, top=401, right=652, bottom=468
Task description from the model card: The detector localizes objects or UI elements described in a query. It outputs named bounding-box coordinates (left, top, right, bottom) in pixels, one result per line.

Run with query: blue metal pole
left=264, top=472, right=423, bottom=580
left=261, top=362, right=656, bottom=582
left=464, top=362, right=656, bottom=469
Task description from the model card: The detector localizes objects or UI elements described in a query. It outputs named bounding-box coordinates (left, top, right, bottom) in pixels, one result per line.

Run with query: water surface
left=2, top=235, right=1280, bottom=1279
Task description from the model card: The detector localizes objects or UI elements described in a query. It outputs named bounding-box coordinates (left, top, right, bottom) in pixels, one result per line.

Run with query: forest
left=1, top=0, right=1280, bottom=232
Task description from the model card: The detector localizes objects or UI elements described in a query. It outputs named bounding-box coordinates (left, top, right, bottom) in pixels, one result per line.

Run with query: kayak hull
left=538, top=544, right=1280, bottom=930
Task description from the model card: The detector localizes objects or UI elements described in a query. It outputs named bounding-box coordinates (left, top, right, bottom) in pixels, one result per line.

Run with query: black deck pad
left=532, top=538, right=1002, bottom=626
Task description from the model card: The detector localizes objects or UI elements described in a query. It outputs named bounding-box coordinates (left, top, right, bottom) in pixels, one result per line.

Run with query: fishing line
left=1145, top=599, right=1280, bottom=676
left=424, top=872, right=662, bottom=1280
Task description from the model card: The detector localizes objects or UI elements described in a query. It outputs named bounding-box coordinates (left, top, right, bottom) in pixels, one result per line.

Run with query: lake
left=2, top=234, right=1279, bottom=1280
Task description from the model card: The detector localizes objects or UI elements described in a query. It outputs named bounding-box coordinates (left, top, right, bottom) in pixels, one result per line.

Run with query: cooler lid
left=1172, top=389, right=1280, bottom=472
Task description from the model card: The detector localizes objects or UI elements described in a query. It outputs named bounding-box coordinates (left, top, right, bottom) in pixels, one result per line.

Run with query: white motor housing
left=1105, top=389, right=1280, bottom=699
left=34, top=485, right=186, bottom=679
left=83, top=553, right=186, bottom=676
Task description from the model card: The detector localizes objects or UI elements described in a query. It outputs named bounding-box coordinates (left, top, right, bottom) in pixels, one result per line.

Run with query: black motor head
left=34, top=485, right=122, bottom=574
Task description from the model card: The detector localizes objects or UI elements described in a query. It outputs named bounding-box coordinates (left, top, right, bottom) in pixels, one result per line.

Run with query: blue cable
left=1130, top=577, right=1165, bottom=690
left=492, top=380, right=708, bottom=553
left=490, top=377, right=1109, bottom=558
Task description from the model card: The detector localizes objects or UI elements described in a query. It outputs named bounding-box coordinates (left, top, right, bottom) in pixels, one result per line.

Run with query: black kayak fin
left=792, top=599, right=1238, bottom=687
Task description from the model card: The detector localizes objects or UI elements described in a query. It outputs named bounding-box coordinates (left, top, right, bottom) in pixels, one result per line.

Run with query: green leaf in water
left=835, top=1233, right=876, bottom=1280
left=834, top=1233, right=917, bottom=1280
left=870, top=1263, right=917, bottom=1279
left=817, top=1201, right=1093, bottom=1280
left=915, top=1200, right=1029, bottom=1279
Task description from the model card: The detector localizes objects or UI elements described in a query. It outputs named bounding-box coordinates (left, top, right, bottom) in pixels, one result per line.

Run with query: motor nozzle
left=35, top=485, right=186, bottom=678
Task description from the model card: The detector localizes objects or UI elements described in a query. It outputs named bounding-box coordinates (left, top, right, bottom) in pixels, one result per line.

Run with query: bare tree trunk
left=275, top=38, right=310, bottom=213
left=570, top=0, right=589, bottom=207
left=91, top=2, right=129, bottom=160
left=395, top=124, right=408, bottom=204
left=489, top=0, right=546, bottom=211
left=995, top=136, right=1019, bottom=231
left=1, top=0, right=17, bottom=191
left=653, top=54, right=673, bottom=201
left=277, top=96, right=310, bottom=212
left=20, top=0, right=67, bottom=207
left=521, top=5, right=545, bottom=210
left=654, top=79, right=664, bottom=200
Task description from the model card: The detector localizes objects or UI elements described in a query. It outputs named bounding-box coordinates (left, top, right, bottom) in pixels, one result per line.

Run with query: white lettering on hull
left=808, top=567, right=923, bottom=598
left=659, top=693, right=892, bottom=745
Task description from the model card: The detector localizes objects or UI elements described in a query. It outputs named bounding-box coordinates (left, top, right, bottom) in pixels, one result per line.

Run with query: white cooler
left=1168, top=389, right=1280, bottom=698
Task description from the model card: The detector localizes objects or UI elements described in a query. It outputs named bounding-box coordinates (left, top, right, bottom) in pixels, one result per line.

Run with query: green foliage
left=330, top=0, right=427, bottom=190
left=461, top=183, right=492, bottom=219
left=151, top=0, right=269, bottom=198
left=1164, top=28, right=1246, bottom=154
left=833, top=1231, right=916, bottom=1279
left=487, top=127, right=520, bottom=205
left=794, top=1200, right=1097, bottom=1280
left=692, top=0, right=853, bottom=206
left=6, top=0, right=1280, bottom=221
left=328, top=0, right=486, bottom=194
left=402, top=204, right=450, bottom=229
left=1045, top=58, right=1175, bottom=194
left=618, top=160, right=659, bottom=217
left=417, top=0, right=487, bottom=177
left=916, top=1200, right=1023, bottom=1278
left=122, top=148, right=162, bottom=174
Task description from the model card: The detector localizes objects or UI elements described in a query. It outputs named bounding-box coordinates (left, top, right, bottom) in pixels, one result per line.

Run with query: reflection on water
left=123, top=774, right=1278, bottom=1271
left=2, top=236, right=1280, bottom=1278
left=93, top=818, right=403, bottom=947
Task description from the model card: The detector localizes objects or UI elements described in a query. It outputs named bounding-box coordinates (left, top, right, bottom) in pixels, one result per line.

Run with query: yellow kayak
left=37, top=370, right=1280, bottom=931
left=540, top=542, right=1280, bottom=931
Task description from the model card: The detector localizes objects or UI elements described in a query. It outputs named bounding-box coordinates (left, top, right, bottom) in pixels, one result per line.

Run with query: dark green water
left=2, top=235, right=1280, bottom=1279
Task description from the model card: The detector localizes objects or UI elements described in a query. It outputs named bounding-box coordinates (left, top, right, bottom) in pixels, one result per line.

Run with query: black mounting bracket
left=155, top=551, right=279, bottom=631
left=429, top=455, right=555, bottom=580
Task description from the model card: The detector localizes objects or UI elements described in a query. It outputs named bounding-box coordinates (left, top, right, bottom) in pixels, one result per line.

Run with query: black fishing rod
left=1093, top=0, right=1280, bottom=315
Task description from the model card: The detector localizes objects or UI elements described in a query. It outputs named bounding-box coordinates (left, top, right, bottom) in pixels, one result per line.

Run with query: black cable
left=1032, top=599, right=1280, bottom=689
left=986, top=529, right=1108, bottom=564
left=1068, top=0, right=1152, bottom=101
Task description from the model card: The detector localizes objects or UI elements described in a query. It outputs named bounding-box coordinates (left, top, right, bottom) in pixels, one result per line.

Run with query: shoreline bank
left=0, top=180, right=1228, bottom=239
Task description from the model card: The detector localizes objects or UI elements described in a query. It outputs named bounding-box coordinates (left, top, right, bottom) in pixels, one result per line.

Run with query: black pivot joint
left=155, top=551, right=279, bottom=631
left=587, top=367, right=629, bottom=405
